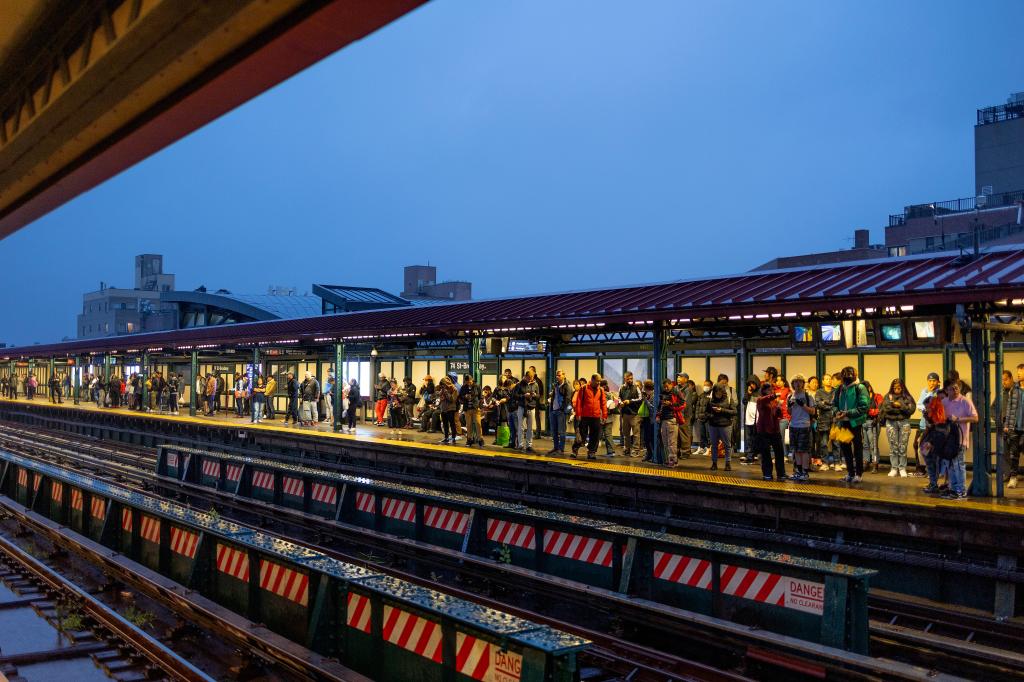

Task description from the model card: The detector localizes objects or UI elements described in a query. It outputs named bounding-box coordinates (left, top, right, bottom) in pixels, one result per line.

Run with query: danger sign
left=784, top=577, right=825, bottom=615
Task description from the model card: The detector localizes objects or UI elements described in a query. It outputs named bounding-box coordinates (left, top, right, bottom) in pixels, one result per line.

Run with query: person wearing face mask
left=834, top=366, right=870, bottom=483
left=693, top=380, right=713, bottom=456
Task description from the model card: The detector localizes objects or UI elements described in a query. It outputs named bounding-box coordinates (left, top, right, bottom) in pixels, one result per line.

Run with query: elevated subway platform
left=1, top=395, right=1021, bottom=517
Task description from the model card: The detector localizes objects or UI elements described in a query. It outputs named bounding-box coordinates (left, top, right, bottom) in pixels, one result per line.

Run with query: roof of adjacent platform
left=6, top=246, right=1024, bottom=357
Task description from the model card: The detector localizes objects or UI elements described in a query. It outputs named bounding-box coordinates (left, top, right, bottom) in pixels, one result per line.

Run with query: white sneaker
left=838, top=463, right=847, bottom=471
left=899, top=468, right=908, bottom=478
left=828, top=463, right=836, bottom=471
left=851, top=475, right=862, bottom=483
left=1008, top=476, right=1018, bottom=489
left=887, top=469, right=898, bottom=477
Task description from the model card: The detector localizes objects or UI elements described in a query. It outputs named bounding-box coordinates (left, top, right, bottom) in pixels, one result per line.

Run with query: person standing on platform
left=598, top=379, right=620, bottom=456
left=516, top=370, right=541, bottom=453
left=786, top=375, right=815, bottom=481
left=437, top=376, right=458, bottom=444
left=284, top=372, right=299, bottom=424
left=740, top=378, right=760, bottom=464
left=575, top=374, right=607, bottom=461
left=458, top=374, right=483, bottom=447
left=547, top=370, right=572, bottom=455
left=49, top=373, right=61, bottom=404
left=881, top=378, right=915, bottom=477
left=941, top=380, right=978, bottom=500
left=322, top=373, right=335, bottom=424
left=300, top=372, right=320, bottom=426
left=263, top=374, right=276, bottom=420
left=9, top=374, right=17, bottom=400
left=675, top=374, right=695, bottom=458
left=862, top=381, right=883, bottom=473
left=27, top=373, right=36, bottom=400
left=1001, top=365, right=1024, bottom=489
left=640, top=380, right=657, bottom=463
left=834, top=366, right=869, bottom=484
left=755, top=382, right=786, bottom=480
left=657, top=379, right=683, bottom=467
left=205, top=373, right=217, bottom=415
left=706, top=383, right=737, bottom=471
left=374, top=374, right=390, bottom=427
left=252, top=376, right=266, bottom=423
left=345, top=378, right=361, bottom=432
left=914, top=372, right=941, bottom=474
left=528, top=366, right=545, bottom=438
left=618, top=371, right=642, bottom=458
left=693, top=380, right=712, bottom=456
left=167, top=373, right=180, bottom=415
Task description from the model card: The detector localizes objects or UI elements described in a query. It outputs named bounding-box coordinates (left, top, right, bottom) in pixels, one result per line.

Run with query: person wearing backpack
left=706, top=383, right=737, bottom=471
left=576, top=374, right=608, bottom=460
left=941, top=379, right=978, bottom=500
left=547, top=370, right=572, bottom=455
left=834, top=366, right=869, bottom=484
left=618, top=372, right=642, bottom=458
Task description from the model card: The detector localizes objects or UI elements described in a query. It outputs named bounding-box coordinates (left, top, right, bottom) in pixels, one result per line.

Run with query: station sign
left=506, top=339, right=547, bottom=354
left=446, top=359, right=495, bottom=375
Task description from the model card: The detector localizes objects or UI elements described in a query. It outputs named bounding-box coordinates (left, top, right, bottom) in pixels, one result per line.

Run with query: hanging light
left=370, top=347, right=378, bottom=357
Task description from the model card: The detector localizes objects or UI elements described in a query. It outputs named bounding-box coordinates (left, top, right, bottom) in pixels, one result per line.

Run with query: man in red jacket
left=573, top=374, right=607, bottom=460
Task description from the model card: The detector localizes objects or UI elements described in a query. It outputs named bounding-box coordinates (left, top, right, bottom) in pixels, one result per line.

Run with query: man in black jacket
left=547, top=370, right=572, bottom=455
left=618, top=371, right=642, bottom=457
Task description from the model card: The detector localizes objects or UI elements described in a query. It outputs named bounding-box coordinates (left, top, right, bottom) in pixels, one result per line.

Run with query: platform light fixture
left=370, top=347, right=378, bottom=357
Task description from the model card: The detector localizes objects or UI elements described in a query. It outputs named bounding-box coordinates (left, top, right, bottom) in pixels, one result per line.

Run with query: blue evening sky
left=2, top=0, right=1023, bottom=345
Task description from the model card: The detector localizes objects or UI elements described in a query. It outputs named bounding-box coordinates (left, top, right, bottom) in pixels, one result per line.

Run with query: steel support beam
left=652, top=323, right=669, bottom=432
left=73, top=356, right=80, bottom=405
left=141, top=352, right=149, bottom=411
left=995, top=333, right=1005, bottom=498
left=469, top=337, right=481, bottom=386
left=333, top=342, right=344, bottom=432
left=251, top=347, right=260, bottom=424
left=189, top=350, right=198, bottom=417
left=969, top=327, right=991, bottom=497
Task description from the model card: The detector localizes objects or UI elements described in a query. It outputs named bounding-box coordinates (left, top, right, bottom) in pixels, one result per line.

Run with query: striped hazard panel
left=720, top=564, right=825, bottom=616
left=457, top=632, right=524, bottom=682
left=542, top=530, right=613, bottom=567
left=50, top=481, right=64, bottom=504
left=486, top=519, right=535, bottom=550
left=653, top=551, right=712, bottom=588
left=169, top=527, right=200, bottom=559
left=121, top=508, right=133, bottom=533
left=16, top=469, right=27, bottom=487
left=382, top=605, right=442, bottom=663
left=423, top=505, right=469, bottom=535
left=382, top=497, right=415, bottom=523
left=139, top=515, right=160, bottom=544
left=90, top=497, right=106, bottom=520
left=346, top=592, right=371, bottom=633
left=252, top=470, right=274, bottom=491
left=282, top=476, right=303, bottom=498
left=201, top=460, right=221, bottom=478
left=259, top=559, right=309, bottom=607
left=311, top=482, right=337, bottom=506
left=70, top=488, right=83, bottom=511
left=355, top=491, right=375, bottom=514
left=215, top=544, right=250, bottom=582
left=32, top=474, right=41, bottom=492
left=226, top=464, right=243, bottom=483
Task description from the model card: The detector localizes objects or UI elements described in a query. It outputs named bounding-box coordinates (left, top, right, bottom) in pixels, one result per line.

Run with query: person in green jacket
left=834, top=365, right=870, bottom=483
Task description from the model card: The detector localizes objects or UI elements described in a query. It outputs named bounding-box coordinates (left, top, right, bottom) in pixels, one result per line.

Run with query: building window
left=888, top=246, right=907, bottom=257
left=127, top=322, right=134, bottom=333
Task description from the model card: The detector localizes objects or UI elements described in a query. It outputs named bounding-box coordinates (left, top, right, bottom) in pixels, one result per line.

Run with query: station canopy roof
left=6, top=246, right=1024, bottom=358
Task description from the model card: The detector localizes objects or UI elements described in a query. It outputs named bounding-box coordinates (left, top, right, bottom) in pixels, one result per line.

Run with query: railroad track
left=0, top=531, right=211, bottom=682
left=0, top=423, right=990, bottom=681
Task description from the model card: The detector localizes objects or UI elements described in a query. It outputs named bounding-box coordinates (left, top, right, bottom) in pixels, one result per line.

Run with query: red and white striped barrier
left=215, top=543, right=250, bottom=582
left=720, top=564, right=824, bottom=616
left=121, top=508, right=133, bottom=533
left=424, top=505, right=469, bottom=535
left=486, top=519, right=535, bottom=550
left=346, top=592, right=371, bottom=633
left=167, top=452, right=178, bottom=469
left=201, top=460, right=221, bottom=478
left=169, top=527, right=200, bottom=559
left=653, top=551, right=712, bottom=589
left=90, top=497, right=106, bottom=520
left=382, top=497, right=415, bottom=524
left=382, top=605, right=442, bottom=663
left=355, top=491, right=375, bottom=514
left=542, top=530, right=612, bottom=568
left=258, top=559, right=309, bottom=607
left=251, top=470, right=274, bottom=491
left=32, top=474, right=40, bottom=493
left=70, top=488, right=83, bottom=512
left=311, top=482, right=337, bottom=506
left=51, top=481, right=64, bottom=504
left=140, top=515, right=161, bottom=544
left=456, top=632, right=524, bottom=682
left=282, top=476, right=303, bottom=498
left=16, top=469, right=26, bottom=487
left=226, top=464, right=243, bottom=483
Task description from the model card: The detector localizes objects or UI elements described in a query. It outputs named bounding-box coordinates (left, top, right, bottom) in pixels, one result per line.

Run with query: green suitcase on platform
left=496, top=423, right=510, bottom=446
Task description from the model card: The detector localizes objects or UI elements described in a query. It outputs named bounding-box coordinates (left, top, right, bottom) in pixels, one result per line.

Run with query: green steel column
left=73, top=356, right=80, bottom=405
left=8, top=360, right=13, bottom=397
left=251, top=347, right=260, bottom=424
left=652, top=323, right=668, bottom=417
left=995, top=333, right=1005, bottom=498
left=189, top=350, right=198, bottom=417
left=48, top=357, right=54, bottom=400
left=103, top=355, right=110, bottom=384
left=469, top=336, right=482, bottom=385
left=141, top=352, right=149, bottom=411
left=333, top=342, right=344, bottom=431
left=969, top=327, right=991, bottom=497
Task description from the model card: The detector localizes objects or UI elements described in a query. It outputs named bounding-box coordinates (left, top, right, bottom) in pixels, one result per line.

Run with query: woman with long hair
left=880, top=378, right=915, bottom=476
left=437, top=376, right=459, bottom=445
left=862, top=380, right=884, bottom=473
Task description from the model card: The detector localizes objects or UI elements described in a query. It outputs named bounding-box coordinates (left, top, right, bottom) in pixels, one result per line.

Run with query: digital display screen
left=913, top=320, right=936, bottom=339
left=793, top=325, right=813, bottom=343
left=880, top=324, right=903, bottom=342
left=506, top=340, right=547, bottom=353
left=820, top=324, right=841, bottom=343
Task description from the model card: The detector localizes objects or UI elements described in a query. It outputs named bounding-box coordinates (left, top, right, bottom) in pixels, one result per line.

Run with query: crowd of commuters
left=4, top=360, right=1016, bottom=499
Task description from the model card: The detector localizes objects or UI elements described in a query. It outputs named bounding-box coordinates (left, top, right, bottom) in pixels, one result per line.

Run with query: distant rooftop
left=977, top=91, right=1024, bottom=126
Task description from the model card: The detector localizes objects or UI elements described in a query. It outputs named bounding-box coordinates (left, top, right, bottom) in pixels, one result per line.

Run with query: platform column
left=141, top=352, right=149, bottom=412
left=333, top=343, right=345, bottom=431
left=189, top=350, right=198, bottom=417
left=469, top=337, right=482, bottom=386
left=48, top=357, right=54, bottom=400
left=251, top=347, right=260, bottom=424
left=73, top=356, right=80, bottom=405
left=995, top=333, right=1005, bottom=498
left=738, top=339, right=749, bottom=452
left=652, top=322, right=669, bottom=426
left=969, top=327, right=991, bottom=497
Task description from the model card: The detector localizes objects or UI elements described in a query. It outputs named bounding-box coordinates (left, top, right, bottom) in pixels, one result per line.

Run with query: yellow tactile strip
left=1, top=397, right=1021, bottom=516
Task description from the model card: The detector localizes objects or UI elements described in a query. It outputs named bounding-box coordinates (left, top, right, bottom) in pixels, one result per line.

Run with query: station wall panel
left=863, top=354, right=899, bottom=393
left=823, top=354, right=858, bottom=379
left=904, top=353, right=942, bottom=396
left=785, top=355, right=816, bottom=382
left=678, top=357, right=705, bottom=382
left=751, top=355, right=782, bottom=379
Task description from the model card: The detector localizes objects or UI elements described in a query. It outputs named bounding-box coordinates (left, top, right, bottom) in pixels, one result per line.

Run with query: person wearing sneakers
left=786, top=375, right=815, bottom=481
left=547, top=370, right=572, bottom=456
left=941, top=380, right=977, bottom=500
left=881, top=378, right=915, bottom=477
left=705, top=384, right=736, bottom=471
left=1001, top=364, right=1024, bottom=489
left=755, top=382, right=786, bottom=481
left=657, top=379, right=683, bottom=466
left=617, top=371, right=642, bottom=458
left=575, top=374, right=607, bottom=460
left=834, top=366, right=869, bottom=484
left=693, top=380, right=713, bottom=456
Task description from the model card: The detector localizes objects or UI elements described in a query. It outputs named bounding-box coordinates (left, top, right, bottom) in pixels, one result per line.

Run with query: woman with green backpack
left=834, top=366, right=870, bottom=483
